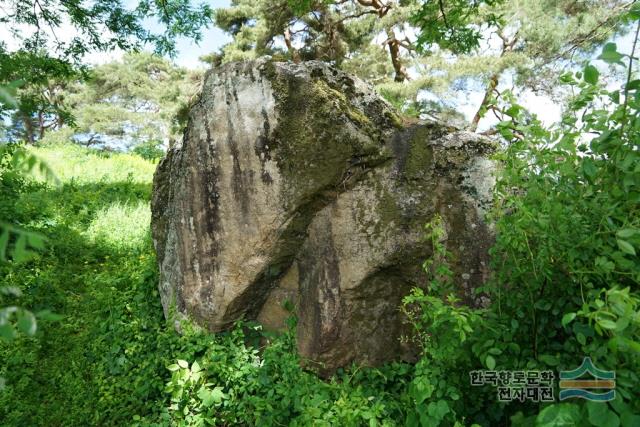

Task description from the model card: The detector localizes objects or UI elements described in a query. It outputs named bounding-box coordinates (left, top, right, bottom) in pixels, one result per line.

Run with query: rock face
left=151, top=58, right=495, bottom=374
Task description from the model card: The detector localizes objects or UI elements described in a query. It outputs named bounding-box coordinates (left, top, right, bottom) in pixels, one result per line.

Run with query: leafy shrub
left=471, top=40, right=640, bottom=424
left=161, top=320, right=411, bottom=426
left=133, top=140, right=165, bottom=161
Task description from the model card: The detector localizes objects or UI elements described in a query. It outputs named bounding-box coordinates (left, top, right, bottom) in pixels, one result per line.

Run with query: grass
left=31, top=143, right=156, bottom=184
left=0, top=143, right=212, bottom=426
left=86, top=201, right=151, bottom=249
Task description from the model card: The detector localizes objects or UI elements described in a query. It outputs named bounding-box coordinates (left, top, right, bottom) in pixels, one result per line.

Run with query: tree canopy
left=209, top=0, right=633, bottom=127
left=0, top=0, right=213, bottom=141
left=60, top=52, right=200, bottom=149
left=0, top=0, right=213, bottom=59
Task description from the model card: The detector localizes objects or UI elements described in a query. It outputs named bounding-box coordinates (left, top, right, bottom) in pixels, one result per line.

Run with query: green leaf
left=595, top=256, right=615, bottom=273
left=582, top=158, right=597, bottom=178
left=616, top=229, right=637, bottom=239
left=485, top=355, right=496, bottom=370
left=621, top=412, right=640, bottom=427
left=610, top=395, right=631, bottom=415
left=198, top=386, right=225, bottom=407
left=577, top=332, right=587, bottom=345
left=167, top=364, right=179, bottom=372
left=598, top=43, right=625, bottom=65
left=561, top=313, right=576, bottom=327
left=584, top=65, right=599, bottom=84
left=0, top=228, right=9, bottom=261
left=538, top=354, right=559, bottom=366
left=437, top=400, right=450, bottom=417
left=177, top=359, right=189, bottom=369
left=626, top=79, right=640, bottom=91
left=17, top=310, right=37, bottom=336
left=614, top=317, right=630, bottom=332
left=412, top=379, right=434, bottom=403
left=197, top=387, right=214, bottom=407
left=536, top=403, right=581, bottom=427
left=427, top=400, right=450, bottom=420
left=36, top=310, right=63, bottom=321
left=211, top=386, right=225, bottom=402
left=559, top=73, right=575, bottom=83
left=505, top=105, right=522, bottom=118
left=617, top=239, right=636, bottom=256
left=611, top=90, right=621, bottom=103
left=13, top=234, right=34, bottom=263
left=283, top=299, right=295, bottom=312
left=511, top=412, right=535, bottom=426
left=27, top=233, right=45, bottom=250
left=598, top=319, right=617, bottom=330
left=587, top=401, right=620, bottom=427
left=0, top=323, right=15, bottom=342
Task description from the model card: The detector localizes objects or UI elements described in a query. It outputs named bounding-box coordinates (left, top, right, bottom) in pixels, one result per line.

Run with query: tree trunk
left=354, top=0, right=403, bottom=81
left=469, top=73, right=500, bottom=132
left=38, top=111, right=46, bottom=141
left=21, top=113, right=35, bottom=144
left=386, top=29, right=408, bottom=82
left=469, top=31, right=518, bottom=132
left=284, top=28, right=301, bottom=63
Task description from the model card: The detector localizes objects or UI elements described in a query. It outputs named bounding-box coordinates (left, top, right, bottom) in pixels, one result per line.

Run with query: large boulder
left=151, top=58, right=495, bottom=374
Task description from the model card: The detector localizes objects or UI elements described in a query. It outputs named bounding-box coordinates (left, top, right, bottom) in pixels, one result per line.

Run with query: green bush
left=160, top=320, right=413, bottom=426
left=133, top=140, right=166, bottom=161
left=465, top=42, right=640, bottom=425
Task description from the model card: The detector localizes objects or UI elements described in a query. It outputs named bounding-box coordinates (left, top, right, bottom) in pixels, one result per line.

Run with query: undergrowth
left=0, top=144, right=417, bottom=426
left=0, top=144, right=212, bottom=425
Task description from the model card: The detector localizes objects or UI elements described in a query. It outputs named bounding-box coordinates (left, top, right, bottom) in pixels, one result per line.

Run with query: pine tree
left=62, top=52, right=201, bottom=148
left=208, top=0, right=631, bottom=129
